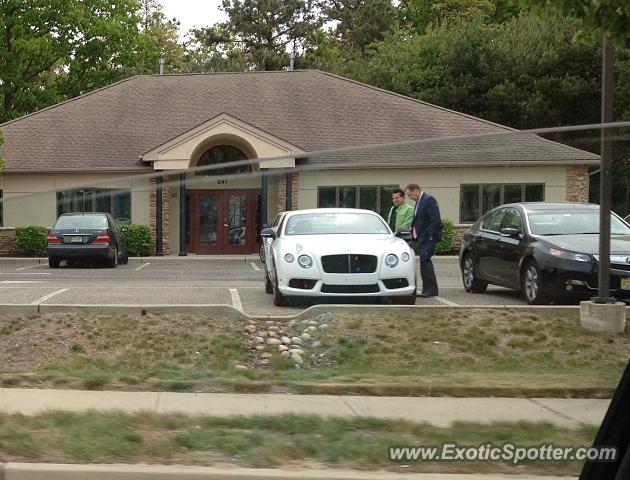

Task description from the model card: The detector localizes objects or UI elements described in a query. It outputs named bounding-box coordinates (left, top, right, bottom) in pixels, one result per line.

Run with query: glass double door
left=187, top=190, right=258, bottom=254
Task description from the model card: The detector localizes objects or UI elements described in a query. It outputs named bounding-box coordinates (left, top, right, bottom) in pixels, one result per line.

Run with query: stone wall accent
left=0, top=228, right=23, bottom=256
left=276, top=172, right=299, bottom=212
left=149, top=176, right=171, bottom=255
left=566, top=165, right=589, bottom=203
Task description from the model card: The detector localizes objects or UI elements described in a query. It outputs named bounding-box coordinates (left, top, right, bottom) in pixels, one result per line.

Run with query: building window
left=460, top=183, right=544, bottom=223
left=196, top=145, right=249, bottom=176
left=317, top=185, right=397, bottom=217
left=57, top=188, right=131, bottom=223
left=0, top=189, right=3, bottom=227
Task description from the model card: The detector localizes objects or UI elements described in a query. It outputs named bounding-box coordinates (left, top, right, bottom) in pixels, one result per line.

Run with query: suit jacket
left=386, top=202, right=413, bottom=234
left=412, top=192, right=442, bottom=243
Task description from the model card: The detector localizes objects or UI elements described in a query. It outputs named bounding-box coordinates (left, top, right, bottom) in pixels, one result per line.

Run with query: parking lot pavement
left=0, top=257, right=527, bottom=316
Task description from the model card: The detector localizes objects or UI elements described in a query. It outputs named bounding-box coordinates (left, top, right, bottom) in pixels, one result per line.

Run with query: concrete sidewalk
left=0, top=389, right=608, bottom=428
left=0, top=463, right=576, bottom=480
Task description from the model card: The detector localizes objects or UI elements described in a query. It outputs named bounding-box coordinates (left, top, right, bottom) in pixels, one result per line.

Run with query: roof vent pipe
left=159, top=58, right=165, bottom=75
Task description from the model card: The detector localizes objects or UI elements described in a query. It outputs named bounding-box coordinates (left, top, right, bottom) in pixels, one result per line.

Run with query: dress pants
left=417, top=239, right=438, bottom=295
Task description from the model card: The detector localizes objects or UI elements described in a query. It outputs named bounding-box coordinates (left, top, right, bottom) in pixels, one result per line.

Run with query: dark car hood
left=538, top=234, right=630, bottom=254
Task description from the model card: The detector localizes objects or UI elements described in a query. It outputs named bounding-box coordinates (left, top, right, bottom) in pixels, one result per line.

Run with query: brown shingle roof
left=0, top=70, right=598, bottom=172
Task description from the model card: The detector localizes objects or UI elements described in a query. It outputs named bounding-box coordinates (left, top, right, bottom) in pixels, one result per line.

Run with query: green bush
left=435, top=218, right=455, bottom=255
left=121, top=224, right=152, bottom=256
left=15, top=226, right=48, bottom=255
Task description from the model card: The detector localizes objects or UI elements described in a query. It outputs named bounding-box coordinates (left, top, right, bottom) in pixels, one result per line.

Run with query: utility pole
left=595, top=36, right=615, bottom=303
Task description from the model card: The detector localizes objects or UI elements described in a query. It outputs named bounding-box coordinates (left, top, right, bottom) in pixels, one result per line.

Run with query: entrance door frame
left=186, top=189, right=259, bottom=255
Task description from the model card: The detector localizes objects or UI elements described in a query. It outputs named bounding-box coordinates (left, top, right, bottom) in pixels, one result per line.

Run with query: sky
left=160, top=0, right=227, bottom=39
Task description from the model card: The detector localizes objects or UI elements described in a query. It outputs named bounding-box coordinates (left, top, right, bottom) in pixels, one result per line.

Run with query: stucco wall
left=2, top=173, right=151, bottom=228
left=297, top=166, right=570, bottom=223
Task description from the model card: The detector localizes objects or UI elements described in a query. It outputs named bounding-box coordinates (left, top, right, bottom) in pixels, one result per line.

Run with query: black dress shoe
left=419, top=292, right=438, bottom=298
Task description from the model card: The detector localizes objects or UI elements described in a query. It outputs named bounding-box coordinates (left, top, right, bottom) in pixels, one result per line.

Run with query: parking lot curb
left=35, top=304, right=248, bottom=318
left=0, top=463, right=575, bottom=480
left=284, top=304, right=588, bottom=321
left=0, top=304, right=39, bottom=315
left=134, top=255, right=260, bottom=262
left=1, top=303, right=624, bottom=320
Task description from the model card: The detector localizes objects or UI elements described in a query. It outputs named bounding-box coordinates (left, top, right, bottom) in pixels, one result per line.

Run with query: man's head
left=391, top=188, right=405, bottom=207
left=405, top=183, right=422, bottom=201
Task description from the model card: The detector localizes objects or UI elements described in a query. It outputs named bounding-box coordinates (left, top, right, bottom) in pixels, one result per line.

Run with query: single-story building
left=0, top=70, right=598, bottom=255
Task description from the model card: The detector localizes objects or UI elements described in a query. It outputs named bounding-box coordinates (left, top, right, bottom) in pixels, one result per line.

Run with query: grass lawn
left=0, top=309, right=626, bottom=396
left=0, top=411, right=598, bottom=476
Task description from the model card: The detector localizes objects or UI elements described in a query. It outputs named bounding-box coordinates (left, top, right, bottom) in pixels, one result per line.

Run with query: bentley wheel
left=462, top=254, right=488, bottom=293
left=272, top=262, right=286, bottom=307
left=265, top=272, right=273, bottom=294
left=391, top=289, right=416, bottom=305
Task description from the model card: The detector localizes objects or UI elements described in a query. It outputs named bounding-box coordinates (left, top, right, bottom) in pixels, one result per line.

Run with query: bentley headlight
left=401, top=252, right=410, bottom=262
left=284, top=253, right=295, bottom=263
left=549, top=248, right=591, bottom=262
left=298, top=255, right=313, bottom=268
left=385, top=254, right=399, bottom=268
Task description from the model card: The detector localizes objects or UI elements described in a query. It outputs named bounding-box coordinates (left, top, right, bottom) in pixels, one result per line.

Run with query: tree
left=319, top=0, right=396, bottom=51
left=343, top=12, right=602, bottom=129
left=0, top=0, right=151, bottom=122
left=192, top=0, right=321, bottom=71
left=399, top=0, right=499, bottom=34
left=183, top=26, right=250, bottom=73
left=524, top=0, right=630, bottom=44
left=138, top=1, right=186, bottom=73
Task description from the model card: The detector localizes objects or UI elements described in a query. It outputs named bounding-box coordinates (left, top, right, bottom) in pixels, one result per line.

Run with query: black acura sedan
left=459, top=202, right=630, bottom=304
left=47, top=212, right=129, bottom=268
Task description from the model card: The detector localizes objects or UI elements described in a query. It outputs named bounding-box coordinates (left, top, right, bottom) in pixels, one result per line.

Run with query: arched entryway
left=186, top=144, right=260, bottom=254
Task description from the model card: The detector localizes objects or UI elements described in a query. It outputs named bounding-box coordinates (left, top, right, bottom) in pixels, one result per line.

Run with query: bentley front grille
left=321, top=254, right=377, bottom=274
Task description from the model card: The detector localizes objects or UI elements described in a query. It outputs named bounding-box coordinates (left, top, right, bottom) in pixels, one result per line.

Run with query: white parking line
left=134, top=263, right=151, bottom=271
left=434, top=296, right=459, bottom=306
left=0, top=272, right=52, bottom=275
left=30, top=288, right=69, bottom=305
left=229, top=288, right=243, bottom=311
left=250, top=262, right=261, bottom=271
left=1, top=280, right=45, bottom=284
left=15, top=264, right=45, bottom=271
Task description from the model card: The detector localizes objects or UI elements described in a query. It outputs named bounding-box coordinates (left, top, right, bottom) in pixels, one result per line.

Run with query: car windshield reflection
left=284, top=212, right=390, bottom=235
left=528, top=210, right=630, bottom=236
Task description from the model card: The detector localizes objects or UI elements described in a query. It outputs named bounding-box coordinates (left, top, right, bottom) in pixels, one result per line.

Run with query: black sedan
left=47, top=212, right=129, bottom=268
left=459, top=202, right=630, bottom=304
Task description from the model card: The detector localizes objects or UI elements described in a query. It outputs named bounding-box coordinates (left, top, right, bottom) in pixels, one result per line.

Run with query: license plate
left=622, top=278, right=630, bottom=290
left=70, top=236, right=83, bottom=243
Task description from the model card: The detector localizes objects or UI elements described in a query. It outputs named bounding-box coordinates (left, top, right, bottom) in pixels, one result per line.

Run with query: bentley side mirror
left=396, top=227, right=412, bottom=238
left=260, top=227, right=276, bottom=239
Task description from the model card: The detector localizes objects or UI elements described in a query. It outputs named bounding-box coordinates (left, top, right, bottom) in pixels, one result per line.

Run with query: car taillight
left=47, top=235, right=61, bottom=245
left=94, top=234, right=111, bottom=244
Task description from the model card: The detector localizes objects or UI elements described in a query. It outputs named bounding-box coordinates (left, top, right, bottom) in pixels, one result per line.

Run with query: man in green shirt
left=386, top=188, right=413, bottom=234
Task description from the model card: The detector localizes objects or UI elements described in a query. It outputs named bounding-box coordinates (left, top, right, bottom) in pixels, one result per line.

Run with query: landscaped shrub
left=15, top=226, right=48, bottom=255
left=121, top=224, right=152, bottom=256
left=435, top=218, right=455, bottom=255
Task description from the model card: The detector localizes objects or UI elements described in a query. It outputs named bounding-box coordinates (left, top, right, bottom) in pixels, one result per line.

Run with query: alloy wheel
left=525, top=265, right=539, bottom=302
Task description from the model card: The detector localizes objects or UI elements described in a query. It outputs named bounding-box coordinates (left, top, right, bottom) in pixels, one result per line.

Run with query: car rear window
left=54, top=215, right=108, bottom=230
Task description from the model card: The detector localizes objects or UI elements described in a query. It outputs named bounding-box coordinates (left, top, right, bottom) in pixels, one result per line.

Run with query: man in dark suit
left=405, top=183, right=442, bottom=297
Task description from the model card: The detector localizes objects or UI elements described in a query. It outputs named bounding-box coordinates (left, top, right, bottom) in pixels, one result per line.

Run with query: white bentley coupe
left=261, top=208, right=417, bottom=306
